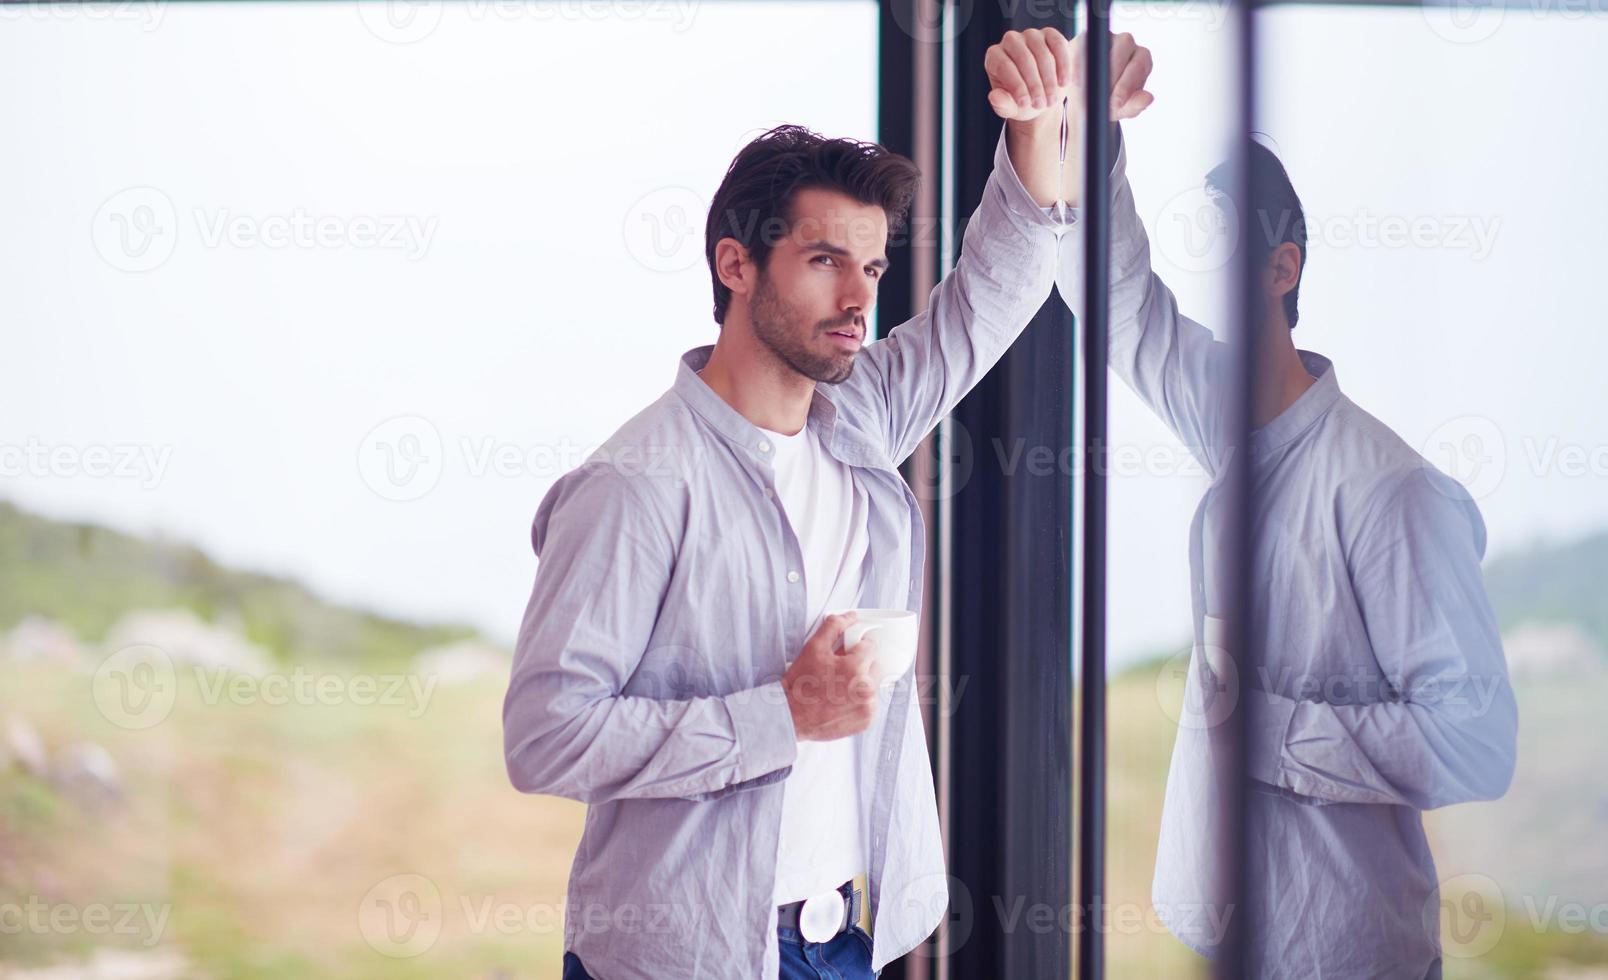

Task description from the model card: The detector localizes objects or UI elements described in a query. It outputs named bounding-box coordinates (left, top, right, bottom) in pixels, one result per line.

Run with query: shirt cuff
left=725, top=679, right=798, bottom=784
left=1039, top=122, right=1130, bottom=224
left=993, top=119, right=1071, bottom=234
left=1246, top=690, right=1298, bottom=789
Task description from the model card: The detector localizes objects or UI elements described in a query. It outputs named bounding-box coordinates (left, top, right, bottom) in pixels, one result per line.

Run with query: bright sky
left=2, top=2, right=1604, bottom=669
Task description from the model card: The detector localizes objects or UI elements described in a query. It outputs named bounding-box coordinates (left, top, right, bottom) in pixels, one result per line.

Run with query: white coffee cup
left=835, top=608, right=919, bottom=687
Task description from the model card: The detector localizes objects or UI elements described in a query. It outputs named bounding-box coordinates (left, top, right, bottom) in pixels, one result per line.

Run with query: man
left=1053, top=38, right=1519, bottom=978
left=502, top=29, right=1154, bottom=980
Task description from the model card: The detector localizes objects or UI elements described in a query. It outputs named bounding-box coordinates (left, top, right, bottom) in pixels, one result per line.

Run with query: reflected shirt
left=503, top=120, right=1068, bottom=980
left=1054, top=125, right=1519, bottom=976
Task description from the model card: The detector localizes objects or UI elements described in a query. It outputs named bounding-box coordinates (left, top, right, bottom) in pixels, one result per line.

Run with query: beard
left=748, top=267, right=861, bottom=386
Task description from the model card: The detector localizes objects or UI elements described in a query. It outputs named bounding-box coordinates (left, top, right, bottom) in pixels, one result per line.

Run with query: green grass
left=3, top=497, right=1605, bottom=977
left=0, top=500, right=477, bottom=671
left=4, top=653, right=1606, bottom=978
left=0, top=658, right=579, bottom=978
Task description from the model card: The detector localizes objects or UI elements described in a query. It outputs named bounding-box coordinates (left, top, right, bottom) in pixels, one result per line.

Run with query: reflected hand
left=1068, top=30, right=1156, bottom=122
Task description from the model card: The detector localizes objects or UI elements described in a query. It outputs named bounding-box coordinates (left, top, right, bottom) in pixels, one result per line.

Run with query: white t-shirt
left=759, top=418, right=872, bottom=905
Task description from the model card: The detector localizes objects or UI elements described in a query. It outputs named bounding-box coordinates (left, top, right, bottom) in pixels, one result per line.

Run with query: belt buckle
left=798, top=885, right=846, bottom=943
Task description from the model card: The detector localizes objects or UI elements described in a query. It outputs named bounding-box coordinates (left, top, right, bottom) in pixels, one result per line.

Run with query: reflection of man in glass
left=1054, top=37, right=1519, bottom=980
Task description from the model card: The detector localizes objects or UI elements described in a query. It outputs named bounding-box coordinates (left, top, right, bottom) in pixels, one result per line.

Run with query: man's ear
left=715, top=237, right=756, bottom=300
left=1265, top=241, right=1302, bottom=299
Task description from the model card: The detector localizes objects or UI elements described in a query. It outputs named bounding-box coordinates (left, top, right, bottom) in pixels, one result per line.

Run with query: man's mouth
left=827, top=325, right=863, bottom=347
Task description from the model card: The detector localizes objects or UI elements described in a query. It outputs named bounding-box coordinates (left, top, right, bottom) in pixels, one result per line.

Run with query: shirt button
left=758, top=441, right=771, bottom=453
left=787, top=570, right=800, bottom=583
left=765, top=488, right=775, bottom=499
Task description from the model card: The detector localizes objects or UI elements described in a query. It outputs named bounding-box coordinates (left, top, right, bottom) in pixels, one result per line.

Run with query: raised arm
left=835, top=28, right=1157, bottom=467
left=831, top=114, right=1066, bottom=467
left=1055, top=122, right=1233, bottom=477
left=1052, top=31, right=1233, bottom=477
left=829, top=29, right=1071, bottom=466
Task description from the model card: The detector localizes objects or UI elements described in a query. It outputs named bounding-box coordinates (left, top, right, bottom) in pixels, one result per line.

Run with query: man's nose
left=842, top=278, right=876, bottom=317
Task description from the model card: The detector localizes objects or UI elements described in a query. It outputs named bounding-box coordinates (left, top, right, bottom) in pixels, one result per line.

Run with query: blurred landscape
left=2, top=498, right=1605, bottom=978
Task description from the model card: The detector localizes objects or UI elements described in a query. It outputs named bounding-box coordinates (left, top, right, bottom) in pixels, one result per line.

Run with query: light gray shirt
left=1054, top=126, right=1520, bottom=976
left=503, top=119, right=1066, bottom=979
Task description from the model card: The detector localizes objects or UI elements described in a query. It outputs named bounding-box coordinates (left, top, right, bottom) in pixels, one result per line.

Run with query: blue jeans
left=777, top=922, right=881, bottom=980
left=561, top=924, right=882, bottom=979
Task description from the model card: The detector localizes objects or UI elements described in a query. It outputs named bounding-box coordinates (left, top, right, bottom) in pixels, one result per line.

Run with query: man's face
left=747, top=187, right=890, bottom=385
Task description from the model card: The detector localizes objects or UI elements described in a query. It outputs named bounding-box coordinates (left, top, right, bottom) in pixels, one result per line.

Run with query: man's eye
left=814, top=255, right=880, bottom=279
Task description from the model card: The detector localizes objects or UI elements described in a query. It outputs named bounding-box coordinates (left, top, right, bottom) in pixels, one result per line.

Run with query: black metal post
left=1076, top=2, right=1112, bottom=978
left=1219, top=0, right=1260, bottom=976
left=945, top=0, right=1077, bottom=977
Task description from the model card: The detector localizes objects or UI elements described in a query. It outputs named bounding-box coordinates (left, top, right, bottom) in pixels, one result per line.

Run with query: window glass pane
left=1099, top=6, right=1608, bottom=975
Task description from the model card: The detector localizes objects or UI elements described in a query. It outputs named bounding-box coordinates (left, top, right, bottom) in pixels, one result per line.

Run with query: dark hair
left=1204, top=140, right=1307, bottom=330
left=704, top=125, right=920, bottom=327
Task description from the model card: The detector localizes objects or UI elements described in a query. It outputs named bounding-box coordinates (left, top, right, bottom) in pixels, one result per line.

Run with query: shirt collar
left=1249, top=348, right=1342, bottom=460
left=673, top=344, right=883, bottom=466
